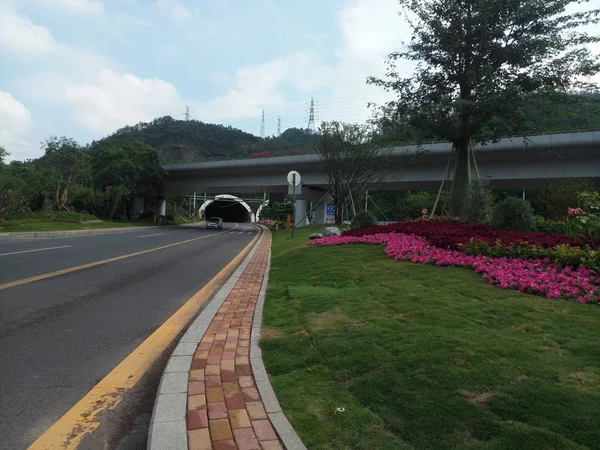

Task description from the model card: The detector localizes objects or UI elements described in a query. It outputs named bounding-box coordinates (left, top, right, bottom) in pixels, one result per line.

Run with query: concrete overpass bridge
left=158, top=130, right=600, bottom=225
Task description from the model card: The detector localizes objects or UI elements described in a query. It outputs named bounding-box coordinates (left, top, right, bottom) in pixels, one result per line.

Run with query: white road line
left=137, top=233, right=164, bottom=238
left=0, top=245, right=72, bottom=257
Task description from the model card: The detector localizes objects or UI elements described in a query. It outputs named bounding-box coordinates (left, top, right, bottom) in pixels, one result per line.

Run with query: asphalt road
left=0, top=223, right=257, bottom=450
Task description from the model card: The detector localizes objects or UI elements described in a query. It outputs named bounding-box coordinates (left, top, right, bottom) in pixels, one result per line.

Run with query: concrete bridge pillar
left=294, top=199, right=308, bottom=228
left=314, top=202, right=328, bottom=225
left=156, top=198, right=166, bottom=217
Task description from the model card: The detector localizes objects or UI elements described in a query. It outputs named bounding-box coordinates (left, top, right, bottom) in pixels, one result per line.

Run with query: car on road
left=206, top=217, right=223, bottom=229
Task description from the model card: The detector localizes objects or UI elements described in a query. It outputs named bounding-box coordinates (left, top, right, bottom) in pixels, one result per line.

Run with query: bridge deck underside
left=163, top=146, right=600, bottom=196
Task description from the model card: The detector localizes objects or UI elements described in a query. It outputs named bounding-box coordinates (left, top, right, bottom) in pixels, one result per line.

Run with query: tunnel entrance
left=205, top=200, right=251, bottom=222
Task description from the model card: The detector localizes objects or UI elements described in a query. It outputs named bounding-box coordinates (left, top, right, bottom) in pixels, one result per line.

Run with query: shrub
left=402, top=191, right=436, bottom=218
left=491, top=197, right=535, bottom=230
left=0, top=186, right=27, bottom=224
left=4, top=210, right=97, bottom=223
left=459, top=238, right=600, bottom=271
left=531, top=178, right=593, bottom=220
left=533, top=216, right=569, bottom=234
left=351, top=210, right=378, bottom=229
left=568, top=191, right=600, bottom=240
left=260, top=202, right=293, bottom=221
left=343, top=220, right=600, bottom=249
left=461, top=180, right=493, bottom=224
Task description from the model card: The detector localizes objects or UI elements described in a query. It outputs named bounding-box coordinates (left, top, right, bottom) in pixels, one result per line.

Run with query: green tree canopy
left=43, top=136, right=91, bottom=210
left=0, top=146, right=8, bottom=164
left=93, top=116, right=318, bottom=163
left=369, top=0, right=600, bottom=214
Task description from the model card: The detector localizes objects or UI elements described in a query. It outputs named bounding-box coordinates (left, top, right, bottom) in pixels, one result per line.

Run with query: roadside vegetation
left=262, top=226, right=600, bottom=449
left=0, top=211, right=158, bottom=232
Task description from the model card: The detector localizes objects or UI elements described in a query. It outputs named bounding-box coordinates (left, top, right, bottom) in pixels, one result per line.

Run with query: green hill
left=91, top=116, right=317, bottom=163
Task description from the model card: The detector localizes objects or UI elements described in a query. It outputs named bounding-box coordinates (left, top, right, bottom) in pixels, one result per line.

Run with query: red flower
left=343, top=221, right=600, bottom=249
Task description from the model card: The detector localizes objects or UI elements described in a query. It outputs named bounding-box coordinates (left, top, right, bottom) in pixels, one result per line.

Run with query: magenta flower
left=568, top=207, right=584, bottom=216
left=311, top=233, right=600, bottom=304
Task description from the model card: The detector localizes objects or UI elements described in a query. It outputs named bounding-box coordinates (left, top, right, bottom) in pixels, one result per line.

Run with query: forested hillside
left=91, top=116, right=317, bottom=163
left=88, top=92, right=600, bottom=164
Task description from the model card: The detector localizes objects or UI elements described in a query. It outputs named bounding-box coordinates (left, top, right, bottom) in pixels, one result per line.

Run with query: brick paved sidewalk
left=185, top=232, right=283, bottom=450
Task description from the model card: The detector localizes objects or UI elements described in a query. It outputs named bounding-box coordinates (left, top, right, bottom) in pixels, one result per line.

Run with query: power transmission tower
left=184, top=106, right=190, bottom=121
left=307, top=97, right=315, bottom=133
left=260, top=110, right=265, bottom=138
left=277, top=116, right=281, bottom=136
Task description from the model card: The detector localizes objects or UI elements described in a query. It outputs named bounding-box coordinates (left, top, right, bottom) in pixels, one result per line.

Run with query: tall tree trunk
left=334, top=197, right=343, bottom=225
left=61, top=173, right=73, bottom=209
left=60, top=186, right=69, bottom=210
left=55, top=184, right=62, bottom=210
left=449, top=139, right=471, bottom=216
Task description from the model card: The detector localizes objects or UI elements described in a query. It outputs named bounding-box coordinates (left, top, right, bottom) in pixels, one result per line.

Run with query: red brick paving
left=186, top=233, right=283, bottom=449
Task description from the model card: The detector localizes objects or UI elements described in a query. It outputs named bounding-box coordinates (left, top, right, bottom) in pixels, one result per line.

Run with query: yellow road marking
left=27, top=226, right=261, bottom=450
left=0, top=224, right=239, bottom=291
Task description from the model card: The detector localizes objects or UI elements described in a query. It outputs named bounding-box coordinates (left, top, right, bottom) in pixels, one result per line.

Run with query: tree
left=369, top=0, right=600, bottom=215
left=0, top=146, right=8, bottom=164
left=530, top=177, right=593, bottom=220
left=0, top=148, right=27, bottom=223
left=260, top=202, right=293, bottom=222
left=0, top=185, right=25, bottom=224
left=93, top=116, right=320, bottom=164
left=92, top=141, right=165, bottom=219
left=316, top=121, right=391, bottom=224
left=43, top=136, right=91, bottom=210
left=4, top=160, right=54, bottom=211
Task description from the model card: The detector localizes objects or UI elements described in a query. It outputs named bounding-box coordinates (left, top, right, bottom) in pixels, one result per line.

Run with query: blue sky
left=1, top=0, right=598, bottom=162
left=0, top=0, right=410, bottom=161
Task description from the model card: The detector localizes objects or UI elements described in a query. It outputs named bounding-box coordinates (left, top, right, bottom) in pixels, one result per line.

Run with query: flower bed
left=343, top=220, right=600, bottom=249
left=460, top=239, right=600, bottom=272
left=311, top=233, right=600, bottom=304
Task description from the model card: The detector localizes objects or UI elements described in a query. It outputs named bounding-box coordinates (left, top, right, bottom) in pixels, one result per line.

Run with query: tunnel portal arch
left=255, top=200, right=269, bottom=222
left=199, top=194, right=256, bottom=222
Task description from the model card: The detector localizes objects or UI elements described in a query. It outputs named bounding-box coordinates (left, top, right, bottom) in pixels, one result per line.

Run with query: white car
left=206, top=217, right=223, bottom=229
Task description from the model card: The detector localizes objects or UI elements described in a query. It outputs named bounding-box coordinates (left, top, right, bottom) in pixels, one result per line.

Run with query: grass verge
left=262, top=226, right=600, bottom=449
left=0, top=219, right=157, bottom=232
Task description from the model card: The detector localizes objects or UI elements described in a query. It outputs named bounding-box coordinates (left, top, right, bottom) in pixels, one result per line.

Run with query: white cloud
left=156, top=0, right=192, bottom=20
left=0, top=91, right=40, bottom=161
left=0, top=6, right=57, bottom=56
left=193, top=52, right=325, bottom=122
left=12, top=45, right=120, bottom=105
left=0, top=91, right=31, bottom=131
left=114, top=12, right=156, bottom=29
left=27, top=0, right=104, bottom=14
left=194, top=0, right=408, bottom=127
left=65, top=69, right=185, bottom=134
left=317, top=0, right=412, bottom=123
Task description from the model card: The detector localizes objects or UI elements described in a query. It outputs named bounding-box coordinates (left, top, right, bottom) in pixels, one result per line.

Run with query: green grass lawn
left=262, top=226, right=600, bottom=449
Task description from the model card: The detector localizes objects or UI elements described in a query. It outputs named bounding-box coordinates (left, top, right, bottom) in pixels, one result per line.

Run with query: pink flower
left=311, top=233, right=600, bottom=304
left=568, top=207, right=584, bottom=216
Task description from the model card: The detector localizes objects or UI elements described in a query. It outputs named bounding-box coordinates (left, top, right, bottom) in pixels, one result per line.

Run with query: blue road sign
left=326, top=206, right=336, bottom=216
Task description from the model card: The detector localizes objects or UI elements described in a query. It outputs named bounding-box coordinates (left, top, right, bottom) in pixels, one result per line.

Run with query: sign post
left=287, top=170, right=301, bottom=239
left=193, top=192, right=196, bottom=221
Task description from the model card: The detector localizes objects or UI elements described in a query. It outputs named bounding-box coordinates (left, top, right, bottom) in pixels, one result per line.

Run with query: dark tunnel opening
left=205, top=200, right=251, bottom=223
